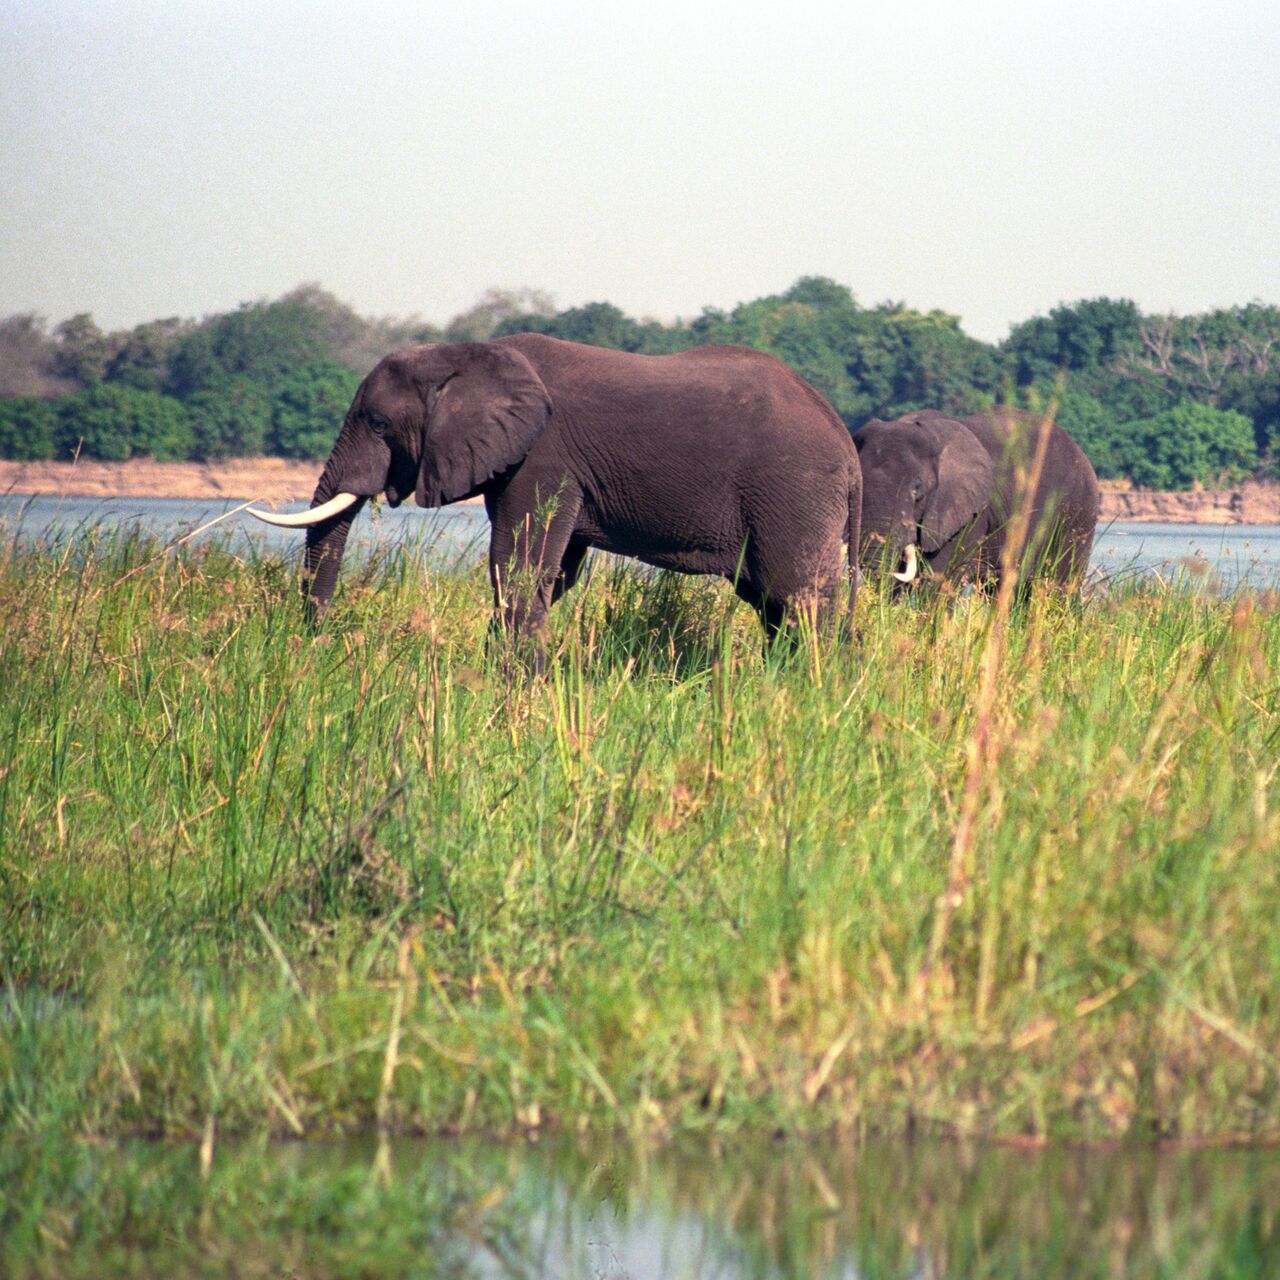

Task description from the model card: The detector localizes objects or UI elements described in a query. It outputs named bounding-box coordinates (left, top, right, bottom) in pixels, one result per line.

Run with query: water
left=1090, top=520, right=1280, bottom=592
left=0, top=493, right=493, bottom=566
left=195, top=1132, right=1280, bottom=1277
left=4, top=493, right=1280, bottom=590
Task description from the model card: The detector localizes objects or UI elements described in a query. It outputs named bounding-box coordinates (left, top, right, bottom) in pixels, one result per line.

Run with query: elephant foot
left=487, top=613, right=551, bottom=679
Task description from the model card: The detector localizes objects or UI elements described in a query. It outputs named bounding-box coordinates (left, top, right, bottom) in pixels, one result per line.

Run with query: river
left=112, top=1130, right=1278, bottom=1277
left=4, top=494, right=1280, bottom=591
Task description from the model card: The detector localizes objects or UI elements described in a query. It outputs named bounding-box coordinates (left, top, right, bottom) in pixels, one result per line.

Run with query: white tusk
left=246, top=492, right=360, bottom=528
left=892, top=543, right=919, bottom=583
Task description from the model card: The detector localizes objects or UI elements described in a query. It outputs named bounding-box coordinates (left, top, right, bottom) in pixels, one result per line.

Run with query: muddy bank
left=4, top=459, right=1280, bottom=524
left=1097, top=479, right=1280, bottom=524
left=0, top=458, right=324, bottom=502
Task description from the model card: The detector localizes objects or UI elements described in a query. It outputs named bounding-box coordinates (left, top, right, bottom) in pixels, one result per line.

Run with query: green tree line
left=2, top=279, right=1276, bottom=489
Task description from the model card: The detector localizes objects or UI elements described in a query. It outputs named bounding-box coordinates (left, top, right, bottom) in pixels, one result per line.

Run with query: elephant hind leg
left=550, top=537, right=591, bottom=604
left=735, top=580, right=845, bottom=645
left=731, top=579, right=784, bottom=640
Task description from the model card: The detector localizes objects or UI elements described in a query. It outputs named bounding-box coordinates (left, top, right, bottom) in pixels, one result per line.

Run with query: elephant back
left=962, top=407, right=1100, bottom=577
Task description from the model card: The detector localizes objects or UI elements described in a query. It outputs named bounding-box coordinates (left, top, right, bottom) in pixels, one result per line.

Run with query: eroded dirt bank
left=4, top=459, right=1280, bottom=523
left=1097, top=479, right=1280, bottom=524
left=0, top=458, right=324, bottom=503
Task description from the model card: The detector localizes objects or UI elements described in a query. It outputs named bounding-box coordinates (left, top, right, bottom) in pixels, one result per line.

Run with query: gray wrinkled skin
left=302, top=334, right=862, bottom=659
left=854, top=407, right=1100, bottom=590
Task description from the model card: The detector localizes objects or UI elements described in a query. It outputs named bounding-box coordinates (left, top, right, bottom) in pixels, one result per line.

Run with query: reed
left=2, top=526, right=1279, bottom=1172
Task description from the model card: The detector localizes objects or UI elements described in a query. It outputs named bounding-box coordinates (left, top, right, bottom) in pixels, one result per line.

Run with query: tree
left=689, top=281, right=1000, bottom=428
left=186, top=378, right=273, bottom=459
left=493, top=297, right=696, bottom=354
left=1020, top=381, right=1124, bottom=478
left=167, top=297, right=331, bottom=397
left=56, top=384, right=193, bottom=461
left=1111, top=305, right=1280, bottom=460
left=269, top=361, right=360, bottom=459
left=1001, top=298, right=1143, bottom=384
left=493, top=300, right=637, bottom=350
left=863, top=305, right=1001, bottom=420
left=0, top=397, right=58, bottom=460
left=445, top=287, right=556, bottom=343
left=52, top=314, right=113, bottom=387
left=1113, top=403, right=1257, bottom=490
left=689, top=289, right=867, bottom=420
left=0, top=313, right=71, bottom=400
left=105, top=318, right=192, bottom=393
left=781, top=276, right=859, bottom=312
left=279, top=284, right=439, bottom=376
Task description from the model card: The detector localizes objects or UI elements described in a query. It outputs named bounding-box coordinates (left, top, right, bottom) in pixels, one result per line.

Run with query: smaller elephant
left=853, top=407, right=1099, bottom=589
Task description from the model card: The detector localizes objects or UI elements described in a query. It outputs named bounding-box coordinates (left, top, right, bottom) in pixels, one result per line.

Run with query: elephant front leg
left=487, top=486, right=584, bottom=671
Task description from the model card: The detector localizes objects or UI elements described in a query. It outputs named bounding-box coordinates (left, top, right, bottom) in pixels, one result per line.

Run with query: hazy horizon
left=4, top=1, right=1278, bottom=343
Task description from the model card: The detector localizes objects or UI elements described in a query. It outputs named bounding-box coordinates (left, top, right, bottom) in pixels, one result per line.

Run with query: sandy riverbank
left=0, top=458, right=324, bottom=503
left=4, top=458, right=1280, bottom=524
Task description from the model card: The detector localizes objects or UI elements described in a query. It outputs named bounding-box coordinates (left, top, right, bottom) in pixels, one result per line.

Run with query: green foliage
left=1002, top=297, right=1143, bottom=384
left=51, top=313, right=112, bottom=387
left=862, top=304, right=1000, bottom=419
left=167, top=297, right=332, bottom=397
left=1020, top=381, right=1123, bottom=478
left=691, top=282, right=860, bottom=416
left=1115, top=402, right=1258, bottom=490
left=186, top=377, right=273, bottom=459
left=1071, top=364, right=1178, bottom=422
left=691, top=282, right=998, bottom=426
left=1113, top=305, right=1280, bottom=411
left=55, top=384, right=193, bottom=461
left=104, top=317, right=192, bottom=393
left=0, top=397, right=57, bottom=460
left=3, top=536, right=1280, bottom=1161
left=494, top=300, right=680, bottom=353
left=268, top=359, right=361, bottom=458
left=3, top=281, right=1280, bottom=479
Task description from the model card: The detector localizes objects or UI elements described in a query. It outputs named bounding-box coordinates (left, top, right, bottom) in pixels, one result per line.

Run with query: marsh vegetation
left=3, top=527, right=1279, bottom=1273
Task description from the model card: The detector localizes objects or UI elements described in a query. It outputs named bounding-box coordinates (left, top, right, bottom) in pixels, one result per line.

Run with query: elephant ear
left=919, top=426, right=994, bottom=552
left=414, top=344, right=552, bottom=507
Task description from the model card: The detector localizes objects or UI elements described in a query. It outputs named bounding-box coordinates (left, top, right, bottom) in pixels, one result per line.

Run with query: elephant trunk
left=303, top=469, right=366, bottom=623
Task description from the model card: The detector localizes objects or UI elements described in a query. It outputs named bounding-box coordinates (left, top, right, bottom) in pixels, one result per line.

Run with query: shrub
left=0, top=397, right=58, bottom=460
left=268, top=361, right=360, bottom=458
left=55, top=384, right=194, bottom=461
left=187, top=378, right=273, bottom=459
left=1115, top=403, right=1257, bottom=490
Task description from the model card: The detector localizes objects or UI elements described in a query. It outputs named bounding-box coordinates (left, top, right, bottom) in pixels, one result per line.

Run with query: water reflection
left=280, top=1133, right=1280, bottom=1279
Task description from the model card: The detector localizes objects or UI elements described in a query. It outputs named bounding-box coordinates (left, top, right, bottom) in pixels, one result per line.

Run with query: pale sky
left=3, top=0, right=1278, bottom=342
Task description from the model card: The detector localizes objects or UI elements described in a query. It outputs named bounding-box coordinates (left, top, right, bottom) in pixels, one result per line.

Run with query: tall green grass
left=2, top=525, right=1279, bottom=1163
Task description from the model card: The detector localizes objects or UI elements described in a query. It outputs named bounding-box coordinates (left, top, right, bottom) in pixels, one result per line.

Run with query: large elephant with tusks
left=251, top=334, right=861, bottom=663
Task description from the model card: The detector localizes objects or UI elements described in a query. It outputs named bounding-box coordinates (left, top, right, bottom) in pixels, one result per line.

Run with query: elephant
left=249, top=334, right=862, bottom=660
left=853, top=406, right=1099, bottom=590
